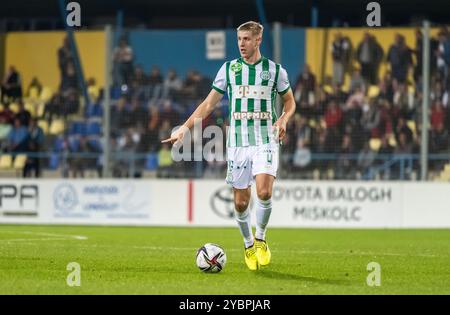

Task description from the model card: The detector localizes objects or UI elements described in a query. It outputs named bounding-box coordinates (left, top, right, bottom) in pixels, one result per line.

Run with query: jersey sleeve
left=277, top=66, right=291, bottom=95
left=211, top=62, right=227, bottom=94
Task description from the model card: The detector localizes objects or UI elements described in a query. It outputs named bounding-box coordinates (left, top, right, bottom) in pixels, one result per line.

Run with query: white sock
left=234, top=208, right=254, bottom=248
left=255, top=197, right=272, bottom=241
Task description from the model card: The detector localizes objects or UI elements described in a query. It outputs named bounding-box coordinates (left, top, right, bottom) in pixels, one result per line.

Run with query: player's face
left=237, top=31, right=261, bottom=60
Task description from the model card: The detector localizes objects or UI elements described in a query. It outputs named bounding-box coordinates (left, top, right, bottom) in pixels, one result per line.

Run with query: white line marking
left=0, top=230, right=88, bottom=241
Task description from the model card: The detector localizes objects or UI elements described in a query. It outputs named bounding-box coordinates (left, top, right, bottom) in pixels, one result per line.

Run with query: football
left=196, top=243, right=227, bottom=273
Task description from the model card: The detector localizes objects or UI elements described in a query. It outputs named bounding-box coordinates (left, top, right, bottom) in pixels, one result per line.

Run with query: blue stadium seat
left=48, top=153, right=60, bottom=170
left=87, top=122, right=101, bottom=136
left=68, top=136, right=80, bottom=151
left=145, top=153, right=159, bottom=170
left=69, top=121, right=87, bottom=136
left=53, top=136, right=65, bottom=152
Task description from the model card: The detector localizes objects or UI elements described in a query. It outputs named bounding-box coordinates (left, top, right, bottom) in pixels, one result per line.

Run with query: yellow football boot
left=244, top=243, right=260, bottom=271
left=255, top=238, right=271, bottom=266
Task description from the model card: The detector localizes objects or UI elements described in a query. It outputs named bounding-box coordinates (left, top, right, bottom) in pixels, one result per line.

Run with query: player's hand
left=161, top=125, right=189, bottom=146
left=273, top=117, right=287, bottom=142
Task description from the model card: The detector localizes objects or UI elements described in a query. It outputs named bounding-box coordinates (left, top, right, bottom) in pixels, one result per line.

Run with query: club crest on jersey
left=230, top=63, right=242, bottom=73
left=260, top=70, right=271, bottom=81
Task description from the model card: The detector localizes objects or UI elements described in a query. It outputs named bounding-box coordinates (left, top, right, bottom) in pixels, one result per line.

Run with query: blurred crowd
left=1, top=28, right=450, bottom=180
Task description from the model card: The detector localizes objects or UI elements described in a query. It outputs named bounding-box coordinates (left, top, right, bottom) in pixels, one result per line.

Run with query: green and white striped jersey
left=211, top=56, right=291, bottom=147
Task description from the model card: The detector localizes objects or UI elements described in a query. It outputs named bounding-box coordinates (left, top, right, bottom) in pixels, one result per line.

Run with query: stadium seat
left=68, top=136, right=81, bottom=151
left=48, top=153, right=60, bottom=170
left=36, top=101, right=46, bottom=117
left=407, top=120, right=416, bottom=136
left=40, top=87, right=53, bottom=102
left=368, top=85, right=380, bottom=98
left=28, top=87, right=40, bottom=99
left=49, top=119, right=65, bottom=135
left=69, top=121, right=87, bottom=135
left=388, top=134, right=397, bottom=147
left=88, top=86, right=100, bottom=99
left=38, top=120, right=49, bottom=134
left=0, top=155, right=13, bottom=169
left=369, top=138, right=382, bottom=151
left=13, top=154, right=27, bottom=170
left=87, top=121, right=101, bottom=136
left=9, top=102, right=19, bottom=113
left=25, top=102, right=36, bottom=117
left=145, top=153, right=159, bottom=170
left=0, top=103, right=3, bottom=111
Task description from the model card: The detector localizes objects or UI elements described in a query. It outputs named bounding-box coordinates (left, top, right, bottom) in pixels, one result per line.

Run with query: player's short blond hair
left=236, top=21, right=264, bottom=37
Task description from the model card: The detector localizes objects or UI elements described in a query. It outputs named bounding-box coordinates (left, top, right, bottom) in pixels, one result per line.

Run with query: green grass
left=0, top=225, right=449, bottom=294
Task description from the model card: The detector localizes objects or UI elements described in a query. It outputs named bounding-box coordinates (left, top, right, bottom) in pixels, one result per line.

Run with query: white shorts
left=225, top=142, right=279, bottom=189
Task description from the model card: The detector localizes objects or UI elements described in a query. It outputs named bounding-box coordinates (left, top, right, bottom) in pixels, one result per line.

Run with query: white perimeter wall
left=0, top=179, right=449, bottom=228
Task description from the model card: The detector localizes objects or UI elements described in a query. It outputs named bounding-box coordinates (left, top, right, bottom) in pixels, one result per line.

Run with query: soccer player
left=162, top=21, right=296, bottom=270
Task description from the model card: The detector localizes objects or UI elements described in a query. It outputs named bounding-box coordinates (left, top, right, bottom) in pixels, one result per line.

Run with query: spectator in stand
left=57, top=36, right=74, bottom=84
left=349, top=68, right=366, bottom=94
left=394, top=132, right=413, bottom=154
left=129, top=97, right=149, bottom=131
left=387, top=34, right=413, bottom=84
left=69, top=135, right=100, bottom=178
left=361, top=98, right=381, bottom=139
left=331, top=32, right=352, bottom=86
left=15, top=100, right=31, bottom=127
left=43, top=92, right=63, bottom=125
left=356, top=33, right=384, bottom=85
left=23, top=118, right=44, bottom=178
left=7, top=117, right=29, bottom=153
left=378, top=71, right=395, bottom=102
left=130, top=65, right=148, bottom=101
left=394, top=117, right=413, bottom=145
left=111, top=96, right=133, bottom=132
left=430, top=121, right=449, bottom=154
left=113, top=37, right=134, bottom=87
left=162, top=69, right=183, bottom=100
left=414, top=29, right=439, bottom=83
left=0, top=103, right=15, bottom=124
left=357, top=141, right=376, bottom=175
left=295, top=64, right=316, bottom=95
left=26, top=77, right=43, bottom=98
left=1, top=66, right=23, bottom=103
left=436, top=30, right=450, bottom=87
left=147, top=66, right=164, bottom=101
left=324, top=99, right=343, bottom=130
left=431, top=100, right=446, bottom=131
left=0, top=115, right=12, bottom=151
left=60, top=62, right=78, bottom=93
left=336, top=134, right=355, bottom=179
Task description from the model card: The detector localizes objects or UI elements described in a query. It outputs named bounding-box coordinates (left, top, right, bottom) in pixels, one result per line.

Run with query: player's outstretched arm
left=273, top=88, right=296, bottom=141
left=161, top=89, right=224, bottom=145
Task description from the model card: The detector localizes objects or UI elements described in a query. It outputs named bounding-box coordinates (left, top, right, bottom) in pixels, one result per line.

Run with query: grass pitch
left=0, top=225, right=449, bottom=294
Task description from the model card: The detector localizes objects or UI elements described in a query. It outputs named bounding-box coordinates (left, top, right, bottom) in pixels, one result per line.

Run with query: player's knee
left=257, top=189, right=272, bottom=201
left=235, top=199, right=249, bottom=212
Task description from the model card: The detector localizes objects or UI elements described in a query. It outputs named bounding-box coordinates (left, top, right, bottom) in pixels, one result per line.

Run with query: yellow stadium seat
left=88, top=86, right=100, bottom=99
left=323, top=85, right=333, bottom=94
left=388, top=134, right=397, bottom=147
left=309, top=119, right=317, bottom=128
left=25, top=102, right=36, bottom=117
left=13, top=154, right=27, bottom=170
left=37, top=101, right=46, bottom=118
left=40, top=87, right=53, bottom=102
left=369, top=138, right=382, bottom=151
left=368, top=85, right=380, bottom=98
left=38, top=120, right=49, bottom=134
left=0, top=155, right=13, bottom=169
left=9, top=102, right=19, bottom=113
left=0, top=103, right=3, bottom=111
left=28, top=87, right=40, bottom=99
left=407, top=120, right=416, bottom=136
left=49, top=119, right=65, bottom=135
